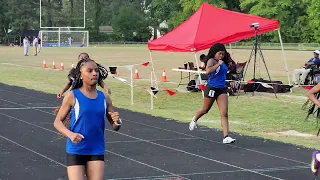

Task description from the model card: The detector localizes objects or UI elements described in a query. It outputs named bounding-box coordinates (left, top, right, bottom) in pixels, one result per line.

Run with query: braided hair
left=96, top=62, right=108, bottom=80
left=70, top=57, right=109, bottom=90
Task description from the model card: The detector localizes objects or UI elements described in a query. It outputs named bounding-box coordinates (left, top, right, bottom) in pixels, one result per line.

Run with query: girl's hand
left=69, top=133, right=84, bottom=144
left=57, top=92, right=63, bottom=99
left=218, top=60, right=224, bottom=65
left=108, top=112, right=121, bottom=125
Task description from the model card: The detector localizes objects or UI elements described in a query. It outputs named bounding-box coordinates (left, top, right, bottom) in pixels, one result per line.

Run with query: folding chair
left=229, top=61, right=247, bottom=93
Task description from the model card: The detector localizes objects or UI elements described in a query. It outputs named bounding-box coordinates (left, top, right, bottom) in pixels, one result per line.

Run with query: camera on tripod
left=250, top=22, right=259, bottom=30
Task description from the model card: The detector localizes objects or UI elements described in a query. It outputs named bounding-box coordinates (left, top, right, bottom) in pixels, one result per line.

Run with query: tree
left=144, top=0, right=180, bottom=39
left=240, top=0, right=311, bottom=43
left=6, top=0, right=39, bottom=30
left=308, top=0, right=320, bottom=42
left=111, top=6, right=151, bottom=41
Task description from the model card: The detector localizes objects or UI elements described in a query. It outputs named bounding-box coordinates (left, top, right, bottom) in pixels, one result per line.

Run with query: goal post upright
left=58, top=28, right=60, bottom=47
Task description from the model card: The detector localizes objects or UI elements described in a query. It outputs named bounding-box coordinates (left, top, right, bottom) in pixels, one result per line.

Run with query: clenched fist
left=69, top=133, right=84, bottom=144
left=108, top=112, right=121, bottom=126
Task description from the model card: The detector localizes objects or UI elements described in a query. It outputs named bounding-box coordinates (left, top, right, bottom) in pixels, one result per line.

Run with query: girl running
left=57, top=53, right=111, bottom=98
left=307, top=84, right=320, bottom=176
left=189, top=43, right=236, bottom=144
left=53, top=58, right=122, bottom=180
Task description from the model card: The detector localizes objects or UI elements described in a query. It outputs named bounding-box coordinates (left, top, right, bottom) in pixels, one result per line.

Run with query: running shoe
left=223, top=136, right=236, bottom=144
left=189, top=117, right=198, bottom=131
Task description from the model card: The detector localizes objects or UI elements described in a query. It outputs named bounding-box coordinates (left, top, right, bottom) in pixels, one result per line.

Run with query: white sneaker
left=223, top=136, right=236, bottom=144
left=189, top=118, right=198, bottom=131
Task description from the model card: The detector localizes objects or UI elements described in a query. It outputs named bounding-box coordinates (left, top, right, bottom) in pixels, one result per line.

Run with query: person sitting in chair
left=226, top=52, right=237, bottom=80
left=198, top=54, right=207, bottom=70
left=194, top=54, right=207, bottom=81
left=292, top=50, right=320, bottom=85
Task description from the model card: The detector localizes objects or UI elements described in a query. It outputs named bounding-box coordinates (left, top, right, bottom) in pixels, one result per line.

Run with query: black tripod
left=242, top=25, right=277, bottom=98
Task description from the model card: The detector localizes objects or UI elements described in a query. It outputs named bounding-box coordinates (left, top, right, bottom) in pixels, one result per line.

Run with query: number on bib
left=208, top=90, right=215, bottom=97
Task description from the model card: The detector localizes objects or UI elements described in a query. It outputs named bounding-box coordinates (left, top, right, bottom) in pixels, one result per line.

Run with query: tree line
left=0, top=0, right=320, bottom=43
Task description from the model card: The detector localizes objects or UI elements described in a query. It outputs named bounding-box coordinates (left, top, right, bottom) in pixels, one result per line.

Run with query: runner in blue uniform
left=306, top=83, right=320, bottom=176
left=189, top=43, right=236, bottom=144
left=54, top=58, right=121, bottom=180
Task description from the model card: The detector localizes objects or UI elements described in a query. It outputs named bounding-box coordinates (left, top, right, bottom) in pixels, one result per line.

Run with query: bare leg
left=216, top=93, right=236, bottom=143
left=67, top=165, right=85, bottom=180
left=216, top=94, right=229, bottom=137
left=189, top=97, right=215, bottom=131
left=34, top=45, right=37, bottom=56
left=194, top=97, right=215, bottom=121
left=86, top=161, right=104, bottom=180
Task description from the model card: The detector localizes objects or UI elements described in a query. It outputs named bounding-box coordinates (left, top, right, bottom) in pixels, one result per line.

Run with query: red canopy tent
left=147, top=2, right=290, bottom=86
left=148, top=2, right=280, bottom=52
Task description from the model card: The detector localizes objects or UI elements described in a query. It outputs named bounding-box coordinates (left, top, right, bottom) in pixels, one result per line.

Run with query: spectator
left=292, top=50, right=320, bottom=85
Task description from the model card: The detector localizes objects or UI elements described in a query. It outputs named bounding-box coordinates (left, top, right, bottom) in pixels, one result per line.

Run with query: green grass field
left=1, top=45, right=320, bottom=149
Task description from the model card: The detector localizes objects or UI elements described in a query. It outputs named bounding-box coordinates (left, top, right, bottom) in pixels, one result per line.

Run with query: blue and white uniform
left=204, top=59, right=228, bottom=98
left=206, top=59, right=228, bottom=88
left=67, top=89, right=107, bottom=156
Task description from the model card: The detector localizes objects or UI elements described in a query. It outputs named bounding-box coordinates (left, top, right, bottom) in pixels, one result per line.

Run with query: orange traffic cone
left=60, top=63, right=64, bottom=71
left=52, top=61, right=56, bottom=69
left=134, top=68, right=140, bottom=79
left=162, top=70, right=167, bottom=82
left=42, top=60, right=47, bottom=68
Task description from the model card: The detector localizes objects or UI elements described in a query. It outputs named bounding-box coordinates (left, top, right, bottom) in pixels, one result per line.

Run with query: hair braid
left=96, top=62, right=108, bottom=80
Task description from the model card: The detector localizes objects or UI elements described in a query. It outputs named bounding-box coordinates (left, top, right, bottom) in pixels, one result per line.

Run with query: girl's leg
left=189, top=97, right=215, bottom=130
left=216, top=94, right=228, bottom=137
left=86, top=160, right=105, bottom=180
left=34, top=45, right=37, bottom=56
left=216, top=93, right=235, bottom=144
left=194, top=97, right=215, bottom=121
left=67, top=166, right=85, bottom=180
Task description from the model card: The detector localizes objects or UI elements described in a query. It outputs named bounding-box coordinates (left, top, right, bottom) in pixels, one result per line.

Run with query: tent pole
left=229, top=43, right=233, bottom=57
left=149, top=51, right=158, bottom=89
left=193, top=50, right=204, bottom=98
left=277, top=29, right=291, bottom=87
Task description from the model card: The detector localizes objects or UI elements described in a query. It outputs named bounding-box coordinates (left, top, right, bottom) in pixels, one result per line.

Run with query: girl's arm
left=307, top=83, right=320, bottom=107
left=57, top=80, right=72, bottom=98
left=206, top=58, right=224, bottom=74
left=105, top=94, right=121, bottom=131
left=54, top=91, right=76, bottom=138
